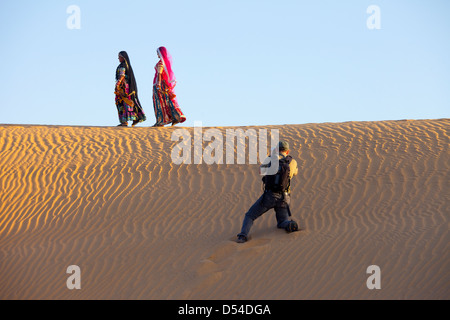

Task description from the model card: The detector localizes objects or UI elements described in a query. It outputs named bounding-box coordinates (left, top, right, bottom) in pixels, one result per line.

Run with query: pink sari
left=152, top=47, right=186, bottom=126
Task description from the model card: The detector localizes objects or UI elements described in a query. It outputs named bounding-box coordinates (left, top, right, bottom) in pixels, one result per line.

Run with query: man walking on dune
left=237, top=141, right=299, bottom=243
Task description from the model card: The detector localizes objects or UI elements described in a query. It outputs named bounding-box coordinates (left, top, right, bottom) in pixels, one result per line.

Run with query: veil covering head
left=117, top=51, right=140, bottom=98
left=155, top=46, right=176, bottom=89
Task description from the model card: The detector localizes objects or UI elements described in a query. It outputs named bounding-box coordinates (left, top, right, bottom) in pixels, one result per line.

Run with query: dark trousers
left=238, top=190, right=291, bottom=238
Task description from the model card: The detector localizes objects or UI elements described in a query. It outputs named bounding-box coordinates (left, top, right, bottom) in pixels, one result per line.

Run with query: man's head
left=279, top=141, right=290, bottom=155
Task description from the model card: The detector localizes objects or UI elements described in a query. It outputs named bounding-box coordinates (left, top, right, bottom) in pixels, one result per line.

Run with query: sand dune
left=0, top=119, right=448, bottom=300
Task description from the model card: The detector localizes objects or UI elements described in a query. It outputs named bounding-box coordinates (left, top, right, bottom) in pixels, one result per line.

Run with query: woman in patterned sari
left=152, top=47, right=186, bottom=127
left=115, top=51, right=146, bottom=127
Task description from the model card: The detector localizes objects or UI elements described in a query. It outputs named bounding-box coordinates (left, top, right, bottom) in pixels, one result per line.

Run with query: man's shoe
left=285, top=220, right=299, bottom=233
left=236, top=235, right=248, bottom=243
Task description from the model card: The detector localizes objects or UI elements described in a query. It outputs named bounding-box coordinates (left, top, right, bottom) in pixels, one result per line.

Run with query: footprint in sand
left=191, top=238, right=272, bottom=294
left=201, top=238, right=272, bottom=273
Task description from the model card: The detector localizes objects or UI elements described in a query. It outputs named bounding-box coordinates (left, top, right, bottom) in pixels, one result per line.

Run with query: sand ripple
left=0, top=119, right=448, bottom=299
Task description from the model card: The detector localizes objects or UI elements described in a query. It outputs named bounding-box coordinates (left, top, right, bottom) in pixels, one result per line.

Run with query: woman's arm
left=155, top=62, right=164, bottom=90
left=116, top=67, right=126, bottom=89
left=115, top=67, right=127, bottom=97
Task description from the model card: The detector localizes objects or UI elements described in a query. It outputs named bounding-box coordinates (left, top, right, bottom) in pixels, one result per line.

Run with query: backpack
left=262, top=155, right=292, bottom=193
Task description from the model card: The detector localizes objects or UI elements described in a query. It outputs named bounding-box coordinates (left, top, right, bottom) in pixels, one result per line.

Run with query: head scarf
left=117, top=51, right=140, bottom=99
left=154, top=46, right=176, bottom=89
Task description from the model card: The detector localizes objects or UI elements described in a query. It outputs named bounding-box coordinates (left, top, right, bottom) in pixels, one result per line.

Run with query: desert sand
left=0, top=119, right=448, bottom=300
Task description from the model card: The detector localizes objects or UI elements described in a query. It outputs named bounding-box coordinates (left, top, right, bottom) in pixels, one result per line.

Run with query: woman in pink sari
left=152, top=47, right=186, bottom=127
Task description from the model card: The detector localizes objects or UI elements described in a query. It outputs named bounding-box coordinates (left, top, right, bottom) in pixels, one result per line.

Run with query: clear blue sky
left=1, top=0, right=449, bottom=127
